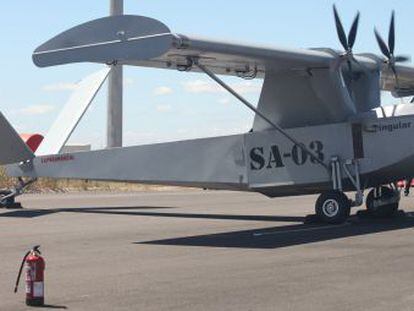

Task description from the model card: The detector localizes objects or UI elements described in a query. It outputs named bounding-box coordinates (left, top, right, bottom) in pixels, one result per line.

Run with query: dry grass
left=0, top=167, right=185, bottom=193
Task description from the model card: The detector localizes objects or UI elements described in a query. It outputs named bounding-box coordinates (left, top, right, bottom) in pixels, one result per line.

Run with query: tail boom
left=6, top=134, right=248, bottom=191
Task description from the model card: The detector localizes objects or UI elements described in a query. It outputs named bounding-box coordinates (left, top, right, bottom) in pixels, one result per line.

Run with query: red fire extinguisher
left=14, top=245, right=45, bottom=306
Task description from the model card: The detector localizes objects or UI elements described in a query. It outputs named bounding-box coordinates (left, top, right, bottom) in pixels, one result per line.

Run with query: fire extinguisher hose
left=14, top=245, right=41, bottom=293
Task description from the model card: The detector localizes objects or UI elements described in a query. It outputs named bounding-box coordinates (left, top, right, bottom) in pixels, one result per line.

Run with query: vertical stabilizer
left=0, top=113, right=34, bottom=164
left=36, top=68, right=111, bottom=156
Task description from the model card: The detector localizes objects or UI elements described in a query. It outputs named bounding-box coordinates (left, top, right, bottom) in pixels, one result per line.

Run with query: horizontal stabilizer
left=33, top=15, right=173, bottom=67
left=36, top=68, right=111, bottom=156
left=0, top=113, right=34, bottom=165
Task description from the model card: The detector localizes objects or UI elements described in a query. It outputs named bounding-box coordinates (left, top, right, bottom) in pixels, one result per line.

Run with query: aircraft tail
left=0, top=113, right=35, bottom=165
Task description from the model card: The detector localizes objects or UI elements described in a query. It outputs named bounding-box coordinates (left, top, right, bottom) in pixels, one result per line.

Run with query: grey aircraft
left=2, top=7, right=414, bottom=224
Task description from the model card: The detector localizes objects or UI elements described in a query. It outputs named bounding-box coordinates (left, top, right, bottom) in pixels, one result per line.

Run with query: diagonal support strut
left=193, top=59, right=329, bottom=171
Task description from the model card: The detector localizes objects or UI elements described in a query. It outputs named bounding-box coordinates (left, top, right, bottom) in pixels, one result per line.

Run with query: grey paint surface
left=33, top=15, right=173, bottom=67
left=8, top=110, right=414, bottom=197
left=0, top=113, right=33, bottom=165
left=8, top=134, right=248, bottom=190
left=2, top=191, right=414, bottom=311
left=252, top=69, right=356, bottom=129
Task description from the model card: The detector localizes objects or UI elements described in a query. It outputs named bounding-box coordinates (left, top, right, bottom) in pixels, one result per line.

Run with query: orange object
left=19, top=134, right=44, bottom=152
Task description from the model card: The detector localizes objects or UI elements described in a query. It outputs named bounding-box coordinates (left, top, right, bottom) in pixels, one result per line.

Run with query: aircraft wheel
left=0, top=190, right=14, bottom=208
left=315, top=191, right=350, bottom=224
left=366, top=187, right=399, bottom=218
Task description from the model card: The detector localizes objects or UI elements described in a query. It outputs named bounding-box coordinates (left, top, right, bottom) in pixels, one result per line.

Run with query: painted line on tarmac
left=252, top=223, right=351, bottom=237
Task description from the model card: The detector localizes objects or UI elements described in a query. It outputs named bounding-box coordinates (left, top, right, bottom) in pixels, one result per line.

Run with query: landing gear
left=315, top=191, right=351, bottom=224
left=366, top=186, right=400, bottom=218
left=314, top=157, right=361, bottom=224
left=0, top=178, right=37, bottom=209
left=0, top=190, right=15, bottom=207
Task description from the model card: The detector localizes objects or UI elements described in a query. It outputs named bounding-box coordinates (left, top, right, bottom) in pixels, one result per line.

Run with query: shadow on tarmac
left=40, top=304, right=67, bottom=309
left=0, top=206, right=304, bottom=223
left=3, top=205, right=414, bottom=249
left=0, top=206, right=176, bottom=218
left=137, top=212, right=414, bottom=249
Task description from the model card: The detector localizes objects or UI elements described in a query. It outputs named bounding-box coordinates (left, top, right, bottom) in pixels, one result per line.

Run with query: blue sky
left=0, top=1, right=413, bottom=148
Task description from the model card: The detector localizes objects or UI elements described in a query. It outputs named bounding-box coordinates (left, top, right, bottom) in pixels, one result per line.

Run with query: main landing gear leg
left=314, top=158, right=363, bottom=224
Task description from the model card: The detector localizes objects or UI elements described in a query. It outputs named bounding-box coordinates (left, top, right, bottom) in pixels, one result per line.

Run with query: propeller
left=333, top=5, right=360, bottom=55
left=332, top=5, right=361, bottom=74
left=374, top=11, right=410, bottom=89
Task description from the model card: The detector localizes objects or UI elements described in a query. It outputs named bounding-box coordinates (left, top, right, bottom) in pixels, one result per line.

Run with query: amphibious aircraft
left=1, top=6, right=414, bottom=224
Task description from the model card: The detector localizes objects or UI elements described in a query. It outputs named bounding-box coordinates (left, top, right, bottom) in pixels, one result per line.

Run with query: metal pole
left=107, top=0, right=124, bottom=148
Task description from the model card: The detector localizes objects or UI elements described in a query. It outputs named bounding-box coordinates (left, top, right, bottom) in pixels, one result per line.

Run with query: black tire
left=0, top=190, right=15, bottom=208
left=315, top=191, right=350, bottom=224
left=366, top=187, right=399, bottom=218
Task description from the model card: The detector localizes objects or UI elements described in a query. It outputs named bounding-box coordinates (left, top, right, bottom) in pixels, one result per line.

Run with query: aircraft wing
left=124, top=35, right=336, bottom=78
left=32, top=15, right=414, bottom=128
left=128, top=37, right=414, bottom=99
left=32, top=15, right=339, bottom=77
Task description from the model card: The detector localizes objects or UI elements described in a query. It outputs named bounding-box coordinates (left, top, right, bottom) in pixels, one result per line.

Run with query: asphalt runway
left=2, top=190, right=414, bottom=311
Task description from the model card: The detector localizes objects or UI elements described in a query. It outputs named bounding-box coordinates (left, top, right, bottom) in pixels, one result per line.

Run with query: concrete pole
left=107, top=0, right=124, bottom=148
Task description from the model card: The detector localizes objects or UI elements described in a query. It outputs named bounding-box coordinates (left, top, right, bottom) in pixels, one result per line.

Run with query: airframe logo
left=364, top=121, right=412, bottom=133
left=41, top=155, right=74, bottom=164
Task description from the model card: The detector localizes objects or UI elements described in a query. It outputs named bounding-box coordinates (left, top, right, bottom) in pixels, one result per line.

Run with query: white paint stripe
left=34, top=33, right=172, bottom=55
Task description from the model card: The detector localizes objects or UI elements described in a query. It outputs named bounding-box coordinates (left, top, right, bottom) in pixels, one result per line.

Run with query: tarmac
left=1, top=190, right=414, bottom=310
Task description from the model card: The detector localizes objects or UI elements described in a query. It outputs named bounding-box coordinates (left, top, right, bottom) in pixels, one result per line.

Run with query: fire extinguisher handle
left=14, top=250, right=31, bottom=293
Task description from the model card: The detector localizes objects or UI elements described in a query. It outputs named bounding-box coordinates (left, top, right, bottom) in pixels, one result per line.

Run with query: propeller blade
left=333, top=5, right=349, bottom=50
left=346, top=59, right=353, bottom=74
left=388, top=11, right=395, bottom=55
left=390, top=63, right=401, bottom=89
left=374, top=28, right=391, bottom=59
left=346, top=59, right=354, bottom=94
left=394, top=55, right=410, bottom=63
left=348, top=12, right=360, bottom=49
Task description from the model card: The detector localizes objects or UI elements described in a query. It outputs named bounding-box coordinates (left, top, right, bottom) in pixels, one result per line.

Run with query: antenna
left=107, top=0, right=124, bottom=148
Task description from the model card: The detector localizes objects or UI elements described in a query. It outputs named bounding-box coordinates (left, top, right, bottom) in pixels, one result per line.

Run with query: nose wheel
left=315, top=191, right=351, bottom=224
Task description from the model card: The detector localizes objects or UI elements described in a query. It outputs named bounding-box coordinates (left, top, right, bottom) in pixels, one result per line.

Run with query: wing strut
left=193, top=58, right=329, bottom=171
